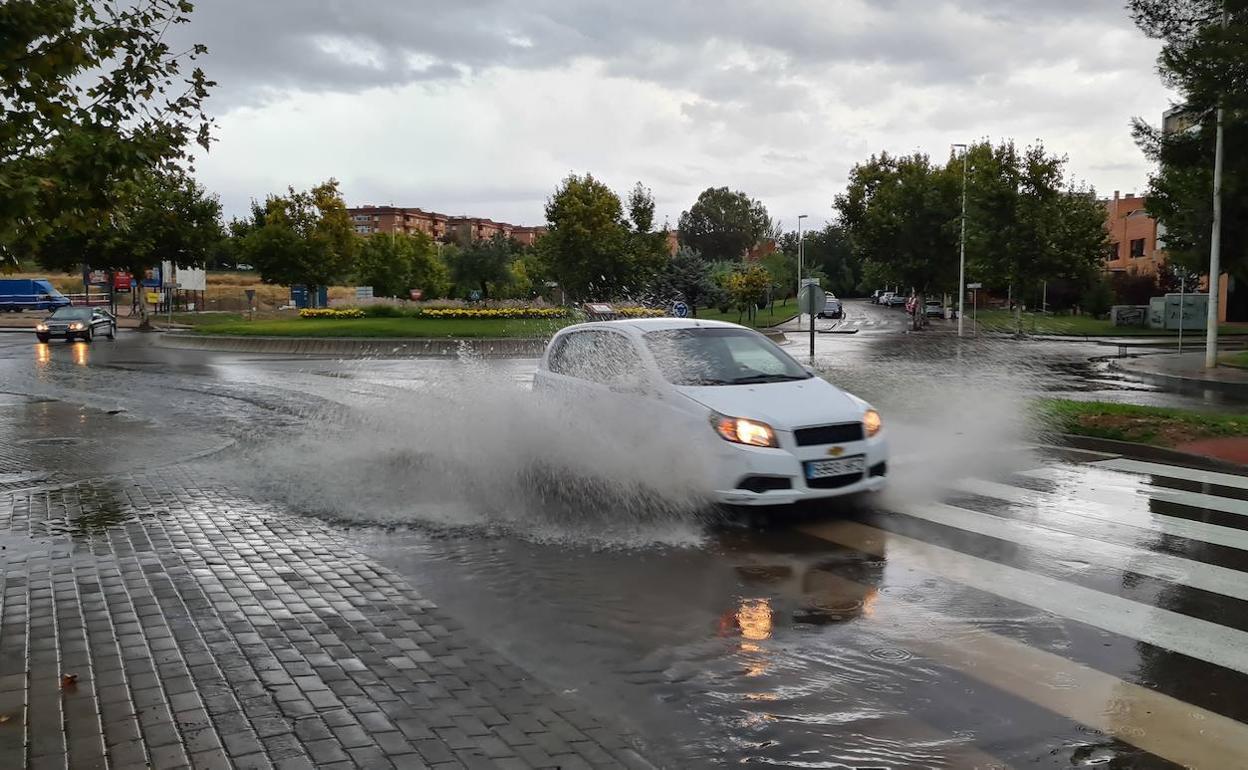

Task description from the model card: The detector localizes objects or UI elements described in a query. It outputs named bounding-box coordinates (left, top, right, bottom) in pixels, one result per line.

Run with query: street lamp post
left=952, top=144, right=968, bottom=337
left=1205, top=7, right=1229, bottom=368
left=796, top=214, right=808, bottom=299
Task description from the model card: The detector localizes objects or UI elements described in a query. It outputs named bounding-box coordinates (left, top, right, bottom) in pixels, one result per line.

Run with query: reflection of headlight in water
left=35, top=345, right=50, bottom=364
left=73, top=344, right=88, bottom=366
left=860, top=587, right=879, bottom=617
left=736, top=598, right=774, bottom=641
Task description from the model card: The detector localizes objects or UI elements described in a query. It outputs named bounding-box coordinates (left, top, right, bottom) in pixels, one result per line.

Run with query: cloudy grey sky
left=178, top=0, right=1174, bottom=229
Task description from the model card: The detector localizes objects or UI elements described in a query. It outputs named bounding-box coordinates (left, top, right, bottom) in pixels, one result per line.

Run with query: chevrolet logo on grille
left=827, top=446, right=844, bottom=457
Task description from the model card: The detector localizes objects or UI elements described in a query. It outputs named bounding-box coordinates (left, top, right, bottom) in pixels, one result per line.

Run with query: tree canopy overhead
left=678, top=187, right=770, bottom=262
left=1, top=0, right=215, bottom=261
left=1130, top=1, right=1248, bottom=283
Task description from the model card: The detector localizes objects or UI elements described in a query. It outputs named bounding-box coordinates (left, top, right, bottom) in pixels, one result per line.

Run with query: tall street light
left=952, top=144, right=968, bottom=337
left=1205, top=7, right=1229, bottom=369
left=797, top=214, right=808, bottom=298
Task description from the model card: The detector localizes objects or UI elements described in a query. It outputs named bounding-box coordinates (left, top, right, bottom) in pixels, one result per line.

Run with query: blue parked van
left=0, top=279, right=72, bottom=312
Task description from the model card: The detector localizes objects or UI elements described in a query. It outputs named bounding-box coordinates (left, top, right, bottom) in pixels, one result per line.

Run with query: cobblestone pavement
left=0, top=466, right=658, bottom=769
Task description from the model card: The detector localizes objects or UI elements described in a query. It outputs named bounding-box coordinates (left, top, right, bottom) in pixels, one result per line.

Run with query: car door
left=91, top=308, right=111, bottom=333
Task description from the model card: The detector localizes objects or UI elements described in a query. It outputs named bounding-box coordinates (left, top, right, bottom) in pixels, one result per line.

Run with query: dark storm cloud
left=176, top=0, right=1142, bottom=109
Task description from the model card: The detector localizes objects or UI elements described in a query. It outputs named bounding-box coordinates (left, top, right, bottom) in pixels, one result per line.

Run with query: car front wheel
left=107, top=324, right=116, bottom=340
left=82, top=328, right=93, bottom=343
left=36, top=334, right=49, bottom=343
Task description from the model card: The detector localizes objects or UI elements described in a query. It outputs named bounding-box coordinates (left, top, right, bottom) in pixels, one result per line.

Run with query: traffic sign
left=798, top=284, right=826, bottom=317
left=800, top=277, right=821, bottom=288
left=967, top=282, right=983, bottom=289
left=672, top=301, right=689, bottom=318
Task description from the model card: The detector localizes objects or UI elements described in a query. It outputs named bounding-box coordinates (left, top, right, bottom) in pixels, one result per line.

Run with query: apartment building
left=1102, top=192, right=1165, bottom=275
left=348, top=205, right=544, bottom=245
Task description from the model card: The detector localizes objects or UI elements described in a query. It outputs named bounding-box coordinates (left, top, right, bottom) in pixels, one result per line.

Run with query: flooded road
left=2, top=308, right=1247, bottom=768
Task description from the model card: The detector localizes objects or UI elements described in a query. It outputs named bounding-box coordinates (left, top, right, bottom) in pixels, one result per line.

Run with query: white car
left=533, top=319, right=887, bottom=507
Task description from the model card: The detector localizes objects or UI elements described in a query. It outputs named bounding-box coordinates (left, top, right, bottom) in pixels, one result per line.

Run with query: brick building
left=1102, top=192, right=1165, bottom=275
left=347, top=205, right=544, bottom=245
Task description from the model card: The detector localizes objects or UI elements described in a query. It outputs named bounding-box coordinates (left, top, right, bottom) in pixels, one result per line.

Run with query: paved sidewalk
left=0, top=467, right=657, bottom=769
left=1111, top=351, right=1248, bottom=395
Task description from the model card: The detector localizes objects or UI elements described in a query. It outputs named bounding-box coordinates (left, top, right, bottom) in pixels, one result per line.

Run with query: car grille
left=807, top=472, right=863, bottom=490
left=793, top=422, right=864, bottom=446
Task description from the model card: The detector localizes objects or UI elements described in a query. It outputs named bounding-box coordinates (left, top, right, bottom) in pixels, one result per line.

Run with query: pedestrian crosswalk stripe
left=806, top=569, right=1248, bottom=770
left=802, top=520, right=1248, bottom=677
left=890, top=499, right=1248, bottom=603
left=1020, top=467, right=1248, bottom=518
left=953, top=477, right=1248, bottom=554
left=1091, top=458, right=1248, bottom=491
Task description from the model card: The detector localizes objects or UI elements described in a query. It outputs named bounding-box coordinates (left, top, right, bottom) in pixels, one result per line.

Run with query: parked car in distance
left=884, top=293, right=907, bottom=307
left=870, top=290, right=886, bottom=304
left=0, top=278, right=72, bottom=312
left=816, top=295, right=843, bottom=319
left=924, top=301, right=944, bottom=318
left=35, top=306, right=116, bottom=343
left=879, top=291, right=894, bottom=306
left=534, top=319, right=888, bottom=507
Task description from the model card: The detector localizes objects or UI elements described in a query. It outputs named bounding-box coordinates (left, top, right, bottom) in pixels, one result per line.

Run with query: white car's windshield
left=644, top=328, right=812, bottom=386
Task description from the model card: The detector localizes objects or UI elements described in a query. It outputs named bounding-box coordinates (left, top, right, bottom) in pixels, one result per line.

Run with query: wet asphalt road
left=3, top=301, right=1248, bottom=768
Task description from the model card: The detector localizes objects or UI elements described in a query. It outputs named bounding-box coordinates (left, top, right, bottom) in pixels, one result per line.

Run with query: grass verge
left=1223, top=351, right=1248, bottom=369
left=975, top=309, right=1248, bottom=337
left=1039, top=398, right=1248, bottom=448
left=694, top=306, right=797, bottom=328
left=190, top=316, right=572, bottom=338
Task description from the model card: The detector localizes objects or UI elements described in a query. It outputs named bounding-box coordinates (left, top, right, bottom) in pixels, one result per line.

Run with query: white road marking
left=891, top=499, right=1248, bottom=602
left=953, top=476, right=1248, bottom=554
left=1020, top=466, right=1248, bottom=518
left=805, top=520, right=1248, bottom=676
left=1091, top=458, right=1248, bottom=491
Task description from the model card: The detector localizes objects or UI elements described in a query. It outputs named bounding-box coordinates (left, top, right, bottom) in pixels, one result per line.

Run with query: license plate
left=804, top=456, right=865, bottom=480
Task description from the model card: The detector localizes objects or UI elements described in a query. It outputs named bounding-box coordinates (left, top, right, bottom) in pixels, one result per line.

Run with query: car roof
left=559, top=317, right=750, bottom=334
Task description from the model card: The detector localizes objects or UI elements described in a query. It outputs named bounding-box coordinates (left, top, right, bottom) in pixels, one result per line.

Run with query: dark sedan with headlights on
left=35, top=306, right=117, bottom=343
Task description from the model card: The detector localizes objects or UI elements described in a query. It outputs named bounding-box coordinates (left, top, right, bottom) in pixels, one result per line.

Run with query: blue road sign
left=672, top=301, right=689, bottom=318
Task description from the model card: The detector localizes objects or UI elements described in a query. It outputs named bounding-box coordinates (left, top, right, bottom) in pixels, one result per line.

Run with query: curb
left=158, top=332, right=550, bottom=358
left=1108, top=358, right=1248, bottom=397
left=1060, top=433, right=1247, bottom=474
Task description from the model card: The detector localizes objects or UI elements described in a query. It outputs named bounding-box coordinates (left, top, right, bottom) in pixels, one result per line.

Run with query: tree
left=354, top=231, right=444, bottom=298
left=35, top=169, right=222, bottom=318
left=759, top=249, right=796, bottom=305
left=962, top=141, right=1107, bottom=321
left=1129, top=2, right=1248, bottom=311
left=1, top=0, right=215, bottom=261
left=447, top=233, right=514, bottom=299
left=627, top=182, right=656, bottom=233
left=650, top=246, right=715, bottom=314
left=725, top=265, right=772, bottom=323
left=835, top=152, right=960, bottom=328
left=539, top=173, right=637, bottom=300
left=678, top=187, right=770, bottom=262
left=241, top=179, right=356, bottom=296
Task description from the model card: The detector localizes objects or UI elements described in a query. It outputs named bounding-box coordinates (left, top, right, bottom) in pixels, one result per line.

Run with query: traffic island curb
left=1060, top=434, right=1247, bottom=474
left=158, top=333, right=551, bottom=358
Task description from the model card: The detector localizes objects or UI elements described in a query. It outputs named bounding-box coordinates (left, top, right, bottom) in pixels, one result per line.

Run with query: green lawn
left=1223, top=351, right=1248, bottom=369
left=974, top=309, right=1247, bottom=337
left=189, top=316, right=572, bottom=338
left=1039, top=399, right=1248, bottom=448
left=694, top=305, right=797, bottom=328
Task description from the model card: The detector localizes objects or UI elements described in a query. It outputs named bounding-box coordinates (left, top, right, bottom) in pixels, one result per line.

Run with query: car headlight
left=35, top=323, right=48, bottom=332
left=863, top=409, right=882, bottom=438
left=68, top=322, right=84, bottom=331
left=712, top=414, right=778, bottom=448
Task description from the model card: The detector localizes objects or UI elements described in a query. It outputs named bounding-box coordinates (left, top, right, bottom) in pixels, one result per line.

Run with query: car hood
left=675, top=378, right=865, bottom=430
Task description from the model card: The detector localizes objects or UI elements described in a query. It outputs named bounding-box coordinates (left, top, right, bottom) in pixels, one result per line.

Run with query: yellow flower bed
left=299, top=308, right=364, bottom=319
left=420, top=307, right=570, bottom=319
left=615, top=307, right=666, bottom=318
